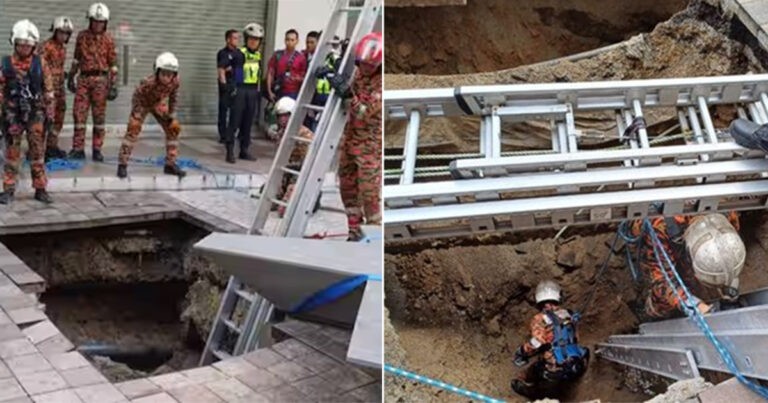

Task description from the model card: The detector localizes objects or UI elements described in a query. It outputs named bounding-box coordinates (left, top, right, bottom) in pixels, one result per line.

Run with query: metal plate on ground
left=194, top=233, right=381, bottom=326
left=347, top=280, right=382, bottom=368
left=597, top=343, right=700, bottom=380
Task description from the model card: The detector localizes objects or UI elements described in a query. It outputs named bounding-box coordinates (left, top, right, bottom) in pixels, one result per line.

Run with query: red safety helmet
left=354, top=32, right=382, bottom=67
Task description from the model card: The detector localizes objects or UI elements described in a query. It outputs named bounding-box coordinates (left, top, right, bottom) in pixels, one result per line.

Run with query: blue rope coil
left=290, top=273, right=381, bottom=314
left=384, top=364, right=507, bottom=403
left=642, top=218, right=768, bottom=400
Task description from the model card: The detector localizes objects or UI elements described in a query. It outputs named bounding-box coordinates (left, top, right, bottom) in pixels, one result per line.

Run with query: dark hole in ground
left=41, top=281, right=201, bottom=372
left=0, top=219, right=224, bottom=381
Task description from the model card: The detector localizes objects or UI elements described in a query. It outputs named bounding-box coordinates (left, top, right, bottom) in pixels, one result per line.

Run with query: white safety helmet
left=535, top=280, right=562, bottom=304
left=87, top=3, right=110, bottom=21
left=275, top=97, right=296, bottom=115
left=243, top=23, right=264, bottom=39
left=684, top=214, right=745, bottom=300
left=154, top=52, right=179, bottom=73
left=50, top=16, right=74, bottom=33
left=10, top=19, right=40, bottom=47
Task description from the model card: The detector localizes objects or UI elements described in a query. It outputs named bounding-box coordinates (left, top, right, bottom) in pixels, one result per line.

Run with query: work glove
left=513, top=347, right=529, bottom=367
left=329, top=73, right=350, bottom=97
left=67, top=73, right=77, bottom=94
left=107, top=84, right=118, bottom=101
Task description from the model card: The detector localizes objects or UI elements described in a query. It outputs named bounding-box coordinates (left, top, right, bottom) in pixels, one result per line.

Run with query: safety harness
left=543, top=310, right=588, bottom=381
left=1, top=55, right=43, bottom=121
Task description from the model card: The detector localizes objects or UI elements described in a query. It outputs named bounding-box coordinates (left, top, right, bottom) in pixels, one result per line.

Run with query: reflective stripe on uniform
left=166, top=140, right=179, bottom=146
left=529, top=337, right=542, bottom=349
left=240, top=47, right=261, bottom=85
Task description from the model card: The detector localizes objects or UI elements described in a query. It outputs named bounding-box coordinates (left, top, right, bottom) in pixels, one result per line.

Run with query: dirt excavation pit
left=385, top=212, right=768, bottom=402
left=0, top=219, right=228, bottom=382
left=385, top=0, right=688, bottom=75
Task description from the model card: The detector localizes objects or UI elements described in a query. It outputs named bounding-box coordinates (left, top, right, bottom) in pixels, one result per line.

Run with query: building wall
left=270, top=0, right=346, bottom=55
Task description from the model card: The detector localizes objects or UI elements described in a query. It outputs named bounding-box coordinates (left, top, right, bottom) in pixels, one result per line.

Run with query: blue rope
left=21, top=158, right=84, bottom=172
left=642, top=218, right=768, bottom=400
left=617, top=221, right=641, bottom=282
left=289, top=273, right=381, bottom=314
left=384, top=364, right=506, bottom=403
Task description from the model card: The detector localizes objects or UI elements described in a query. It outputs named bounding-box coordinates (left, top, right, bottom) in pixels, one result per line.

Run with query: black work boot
left=225, top=143, right=236, bottom=164
left=92, top=149, right=104, bottom=162
left=34, top=189, right=53, bottom=204
left=0, top=190, right=14, bottom=205
left=45, top=147, right=67, bottom=162
left=164, top=164, right=187, bottom=178
left=117, top=164, right=127, bottom=179
left=68, top=149, right=85, bottom=160
left=239, top=149, right=256, bottom=161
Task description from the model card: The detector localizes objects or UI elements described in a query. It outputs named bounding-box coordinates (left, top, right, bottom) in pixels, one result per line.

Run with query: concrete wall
left=271, top=0, right=347, bottom=53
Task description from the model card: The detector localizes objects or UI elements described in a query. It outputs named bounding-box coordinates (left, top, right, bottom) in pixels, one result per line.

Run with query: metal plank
left=639, top=305, right=768, bottom=335
left=384, top=179, right=768, bottom=228
left=194, top=233, right=380, bottom=326
left=742, top=287, right=768, bottom=307
left=386, top=74, right=768, bottom=118
left=449, top=142, right=754, bottom=176
left=400, top=110, right=421, bottom=185
left=596, top=343, right=700, bottom=380
left=385, top=159, right=768, bottom=207
left=347, top=280, right=382, bottom=368
left=607, top=330, right=768, bottom=380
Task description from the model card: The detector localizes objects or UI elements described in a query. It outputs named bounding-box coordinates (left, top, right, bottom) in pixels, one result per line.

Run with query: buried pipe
left=78, top=342, right=174, bottom=370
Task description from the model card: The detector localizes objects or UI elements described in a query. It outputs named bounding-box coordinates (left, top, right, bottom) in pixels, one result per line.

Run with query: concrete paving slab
left=31, top=389, right=84, bottom=403
left=60, top=366, right=109, bottom=388
left=16, top=370, right=69, bottom=395
left=45, top=352, right=90, bottom=372
left=318, top=365, right=376, bottom=394
left=73, top=383, right=128, bottom=403
left=129, top=392, right=178, bottom=403
left=166, top=384, right=224, bottom=403
left=699, top=377, right=764, bottom=403
left=5, top=353, right=53, bottom=377
left=204, top=378, right=261, bottom=402
left=114, top=379, right=161, bottom=400
left=263, top=360, right=314, bottom=383
left=7, top=308, right=46, bottom=326
left=0, top=378, right=29, bottom=401
left=233, top=367, right=284, bottom=392
left=0, top=324, right=24, bottom=343
left=22, top=321, right=60, bottom=346
left=147, top=373, right=196, bottom=391
left=177, top=366, right=228, bottom=384
left=242, top=348, right=286, bottom=369
left=0, top=338, right=37, bottom=359
left=211, top=357, right=258, bottom=377
left=35, top=334, right=75, bottom=356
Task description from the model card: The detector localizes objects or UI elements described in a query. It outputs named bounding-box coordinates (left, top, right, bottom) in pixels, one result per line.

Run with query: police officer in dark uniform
left=222, top=23, right=263, bottom=163
left=216, top=29, right=241, bottom=144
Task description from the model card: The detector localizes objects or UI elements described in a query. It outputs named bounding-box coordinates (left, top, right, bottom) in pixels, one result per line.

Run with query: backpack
left=544, top=310, right=589, bottom=381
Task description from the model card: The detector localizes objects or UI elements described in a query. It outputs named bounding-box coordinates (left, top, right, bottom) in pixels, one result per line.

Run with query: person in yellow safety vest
left=306, top=35, right=342, bottom=131
left=223, top=22, right=263, bottom=163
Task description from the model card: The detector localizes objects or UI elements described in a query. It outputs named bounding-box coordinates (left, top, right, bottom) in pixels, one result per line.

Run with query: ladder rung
left=235, top=289, right=254, bottom=302
left=222, top=319, right=242, bottom=333
left=271, top=198, right=288, bottom=207
left=212, top=349, right=231, bottom=361
left=340, top=7, right=363, bottom=12
left=281, top=166, right=301, bottom=176
left=292, top=135, right=312, bottom=144
left=303, top=104, right=324, bottom=112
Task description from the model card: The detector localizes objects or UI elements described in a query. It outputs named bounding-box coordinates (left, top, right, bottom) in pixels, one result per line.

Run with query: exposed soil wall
left=385, top=0, right=688, bottom=75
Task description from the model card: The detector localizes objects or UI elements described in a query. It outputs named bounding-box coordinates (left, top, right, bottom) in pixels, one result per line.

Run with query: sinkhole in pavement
left=0, top=218, right=227, bottom=382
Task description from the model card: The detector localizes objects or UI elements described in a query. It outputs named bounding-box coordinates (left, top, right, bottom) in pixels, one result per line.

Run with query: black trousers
left=217, top=84, right=231, bottom=141
left=225, top=85, right=260, bottom=151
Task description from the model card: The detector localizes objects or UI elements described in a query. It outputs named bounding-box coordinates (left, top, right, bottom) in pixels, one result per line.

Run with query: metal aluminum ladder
left=383, top=74, right=768, bottom=241
left=199, top=0, right=382, bottom=366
